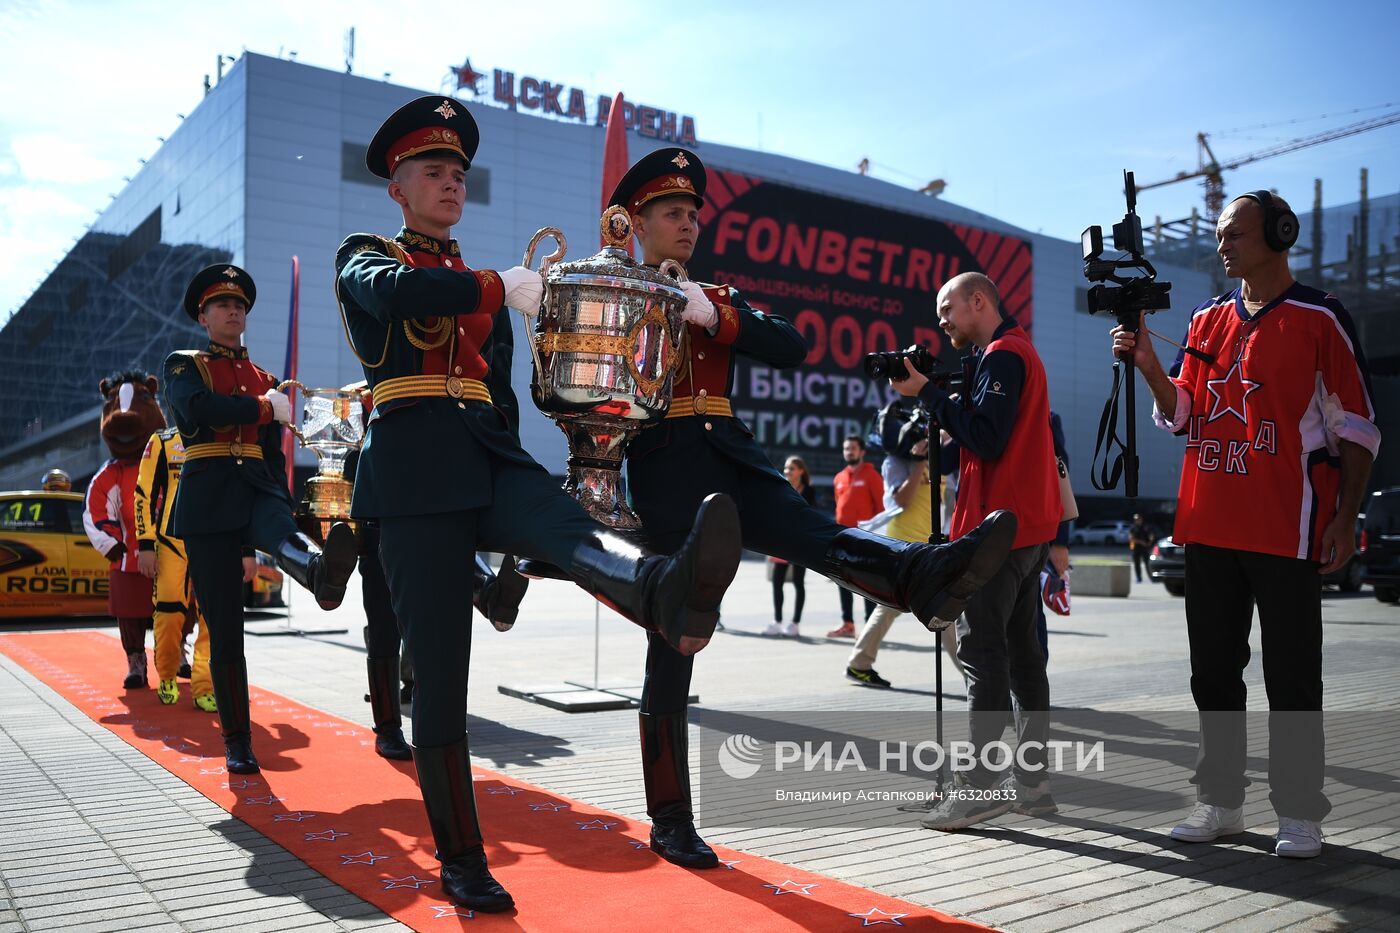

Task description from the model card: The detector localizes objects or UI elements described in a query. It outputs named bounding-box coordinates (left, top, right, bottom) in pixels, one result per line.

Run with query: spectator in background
left=828, top=435, right=883, bottom=637
left=1129, top=513, right=1154, bottom=583
left=846, top=435, right=964, bottom=688
left=766, top=457, right=817, bottom=636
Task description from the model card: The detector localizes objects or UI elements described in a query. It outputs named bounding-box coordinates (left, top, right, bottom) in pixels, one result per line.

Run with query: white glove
left=679, top=281, right=718, bottom=329
left=500, top=265, right=544, bottom=313
left=265, top=389, right=291, bottom=424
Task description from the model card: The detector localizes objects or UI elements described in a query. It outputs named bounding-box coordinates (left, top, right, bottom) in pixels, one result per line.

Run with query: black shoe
left=210, top=660, right=258, bottom=773
left=367, top=657, right=412, bottom=760
left=846, top=666, right=892, bottom=689
left=374, top=728, right=413, bottom=761
left=224, top=733, right=260, bottom=774
left=441, top=850, right=515, bottom=912
left=475, top=554, right=528, bottom=632
left=122, top=650, right=147, bottom=689
left=414, top=737, right=513, bottom=911
left=916, top=511, right=1018, bottom=628
left=650, top=822, right=719, bottom=869
left=569, top=494, right=741, bottom=652
left=823, top=512, right=1017, bottom=632
left=274, top=524, right=358, bottom=610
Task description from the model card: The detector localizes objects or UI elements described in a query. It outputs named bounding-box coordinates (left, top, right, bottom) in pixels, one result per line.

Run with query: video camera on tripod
left=1081, top=170, right=1176, bottom=499
left=1081, top=171, right=1172, bottom=322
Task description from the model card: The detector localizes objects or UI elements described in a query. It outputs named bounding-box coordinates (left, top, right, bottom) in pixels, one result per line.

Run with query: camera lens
left=862, top=352, right=892, bottom=379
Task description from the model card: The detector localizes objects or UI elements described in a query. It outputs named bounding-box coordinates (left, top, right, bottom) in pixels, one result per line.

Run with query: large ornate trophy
left=521, top=206, right=688, bottom=529
left=276, top=381, right=365, bottom=541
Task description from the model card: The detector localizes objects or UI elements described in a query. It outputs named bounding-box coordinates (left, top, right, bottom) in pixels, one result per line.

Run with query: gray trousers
left=956, top=542, right=1051, bottom=788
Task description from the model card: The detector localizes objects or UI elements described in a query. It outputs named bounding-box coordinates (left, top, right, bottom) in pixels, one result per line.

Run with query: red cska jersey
left=1156, top=282, right=1379, bottom=561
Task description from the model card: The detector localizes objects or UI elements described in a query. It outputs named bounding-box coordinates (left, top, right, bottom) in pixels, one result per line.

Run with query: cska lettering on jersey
left=1166, top=283, right=1380, bottom=561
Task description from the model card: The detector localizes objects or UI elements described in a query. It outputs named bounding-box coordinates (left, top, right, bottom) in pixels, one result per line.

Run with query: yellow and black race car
left=1, top=487, right=284, bottom=618
left=0, top=489, right=109, bottom=618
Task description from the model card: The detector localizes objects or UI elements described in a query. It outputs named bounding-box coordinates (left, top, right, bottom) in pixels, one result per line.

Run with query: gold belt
left=372, top=375, right=492, bottom=405
left=183, top=442, right=264, bottom=461
left=666, top=394, right=732, bottom=419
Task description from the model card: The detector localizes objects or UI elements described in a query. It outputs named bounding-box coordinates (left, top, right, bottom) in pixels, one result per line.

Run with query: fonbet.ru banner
left=688, top=170, right=1034, bottom=479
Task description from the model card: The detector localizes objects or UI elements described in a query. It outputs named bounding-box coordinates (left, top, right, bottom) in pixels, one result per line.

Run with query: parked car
left=1360, top=487, right=1400, bottom=603
left=1148, top=532, right=1364, bottom=598
left=1070, top=520, right=1133, bottom=546
left=0, top=489, right=109, bottom=618
left=1, top=486, right=283, bottom=618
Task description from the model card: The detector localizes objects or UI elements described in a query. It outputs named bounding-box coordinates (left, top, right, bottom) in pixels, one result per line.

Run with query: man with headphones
left=1113, top=190, right=1379, bottom=859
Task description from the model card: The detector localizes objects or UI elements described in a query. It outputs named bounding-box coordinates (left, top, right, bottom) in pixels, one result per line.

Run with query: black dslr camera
left=863, top=346, right=963, bottom=390
left=1081, top=170, right=1171, bottom=321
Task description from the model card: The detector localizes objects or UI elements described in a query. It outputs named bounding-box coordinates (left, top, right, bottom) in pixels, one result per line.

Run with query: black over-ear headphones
left=1235, top=189, right=1299, bottom=252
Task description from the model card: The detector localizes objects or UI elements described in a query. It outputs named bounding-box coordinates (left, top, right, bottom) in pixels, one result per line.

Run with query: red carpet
left=0, top=631, right=990, bottom=931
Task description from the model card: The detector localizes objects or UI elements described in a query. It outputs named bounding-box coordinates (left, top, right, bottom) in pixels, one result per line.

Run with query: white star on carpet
left=272, top=811, right=317, bottom=822
left=340, top=851, right=389, bottom=865
left=763, top=880, right=818, bottom=896
left=304, top=829, right=349, bottom=841
left=382, top=874, right=436, bottom=890
left=848, top=907, right=909, bottom=926
left=428, top=905, right=475, bottom=918
left=576, top=818, right=618, bottom=830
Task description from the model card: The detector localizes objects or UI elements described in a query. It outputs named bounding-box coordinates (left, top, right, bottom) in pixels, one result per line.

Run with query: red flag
left=600, top=92, right=632, bottom=254
left=281, top=255, right=300, bottom=489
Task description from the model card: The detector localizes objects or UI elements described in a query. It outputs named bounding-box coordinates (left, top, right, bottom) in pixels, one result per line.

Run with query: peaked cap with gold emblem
left=182, top=263, right=257, bottom=320
left=366, top=95, right=480, bottom=180
left=608, top=147, right=706, bottom=215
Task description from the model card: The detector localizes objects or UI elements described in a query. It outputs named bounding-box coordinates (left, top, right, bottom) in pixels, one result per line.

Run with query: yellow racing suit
left=135, top=428, right=213, bottom=706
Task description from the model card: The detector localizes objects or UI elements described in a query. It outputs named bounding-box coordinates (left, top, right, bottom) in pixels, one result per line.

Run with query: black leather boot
left=274, top=522, right=358, bottom=610
left=824, top=510, right=1018, bottom=630
left=210, top=660, right=259, bottom=774
left=413, top=737, right=514, bottom=913
left=367, top=657, right=412, bottom=760
left=569, top=494, right=741, bottom=653
left=642, top=711, right=719, bottom=868
left=473, top=555, right=529, bottom=632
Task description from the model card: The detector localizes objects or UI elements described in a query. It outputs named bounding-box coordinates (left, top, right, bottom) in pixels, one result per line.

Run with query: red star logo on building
left=1205, top=362, right=1263, bottom=425
left=453, top=58, right=483, bottom=94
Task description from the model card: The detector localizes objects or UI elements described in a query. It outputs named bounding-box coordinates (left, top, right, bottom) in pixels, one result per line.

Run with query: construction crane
left=1139, top=110, right=1400, bottom=220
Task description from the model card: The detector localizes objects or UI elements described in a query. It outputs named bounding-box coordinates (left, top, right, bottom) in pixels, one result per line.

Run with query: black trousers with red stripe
left=1184, top=543, right=1329, bottom=821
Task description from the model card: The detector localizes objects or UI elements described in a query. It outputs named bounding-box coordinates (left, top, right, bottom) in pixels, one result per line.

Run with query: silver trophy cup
left=522, top=206, right=688, bottom=529
left=277, top=381, right=365, bottom=541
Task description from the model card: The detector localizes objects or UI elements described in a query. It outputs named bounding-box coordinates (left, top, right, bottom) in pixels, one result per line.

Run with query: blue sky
left=1, top=0, right=1396, bottom=324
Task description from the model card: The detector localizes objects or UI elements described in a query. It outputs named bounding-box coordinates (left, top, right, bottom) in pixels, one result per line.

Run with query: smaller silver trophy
left=277, top=382, right=365, bottom=542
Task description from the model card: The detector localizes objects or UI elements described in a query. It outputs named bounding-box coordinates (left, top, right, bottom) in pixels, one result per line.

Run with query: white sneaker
left=1275, top=817, right=1323, bottom=858
left=763, top=623, right=784, bottom=636
left=782, top=622, right=800, bottom=637
left=919, top=775, right=1013, bottom=831
left=1170, top=802, right=1244, bottom=842
left=1003, top=773, right=1058, bottom=816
